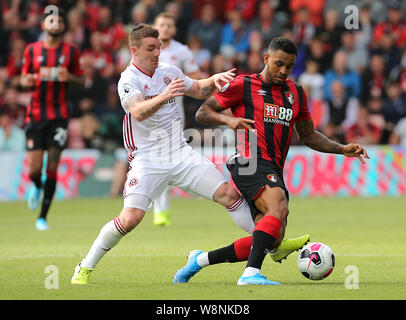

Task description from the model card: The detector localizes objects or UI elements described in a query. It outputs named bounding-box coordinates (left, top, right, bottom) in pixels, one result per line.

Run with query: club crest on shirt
left=128, top=178, right=138, bottom=187
left=163, top=76, right=171, bottom=86
left=267, top=174, right=277, bottom=183
left=285, top=92, right=295, bottom=104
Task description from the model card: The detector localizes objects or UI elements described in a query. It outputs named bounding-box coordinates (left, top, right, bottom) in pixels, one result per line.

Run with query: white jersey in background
left=117, top=61, right=194, bottom=162
left=160, top=39, right=199, bottom=121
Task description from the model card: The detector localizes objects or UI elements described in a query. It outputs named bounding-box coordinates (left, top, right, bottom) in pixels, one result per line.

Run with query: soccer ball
left=297, top=242, right=335, bottom=280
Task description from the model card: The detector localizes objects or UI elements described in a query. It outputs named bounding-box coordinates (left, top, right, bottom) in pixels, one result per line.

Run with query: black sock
left=39, top=178, right=56, bottom=220
left=246, top=230, right=276, bottom=269
left=208, top=244, right=239, bottom=265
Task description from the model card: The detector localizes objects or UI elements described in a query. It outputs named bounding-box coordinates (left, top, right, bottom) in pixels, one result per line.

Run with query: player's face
left=42, top=16, right=66, bottom=38
left=154, top=17, right=176, bottom=41
left=132, top=37, right=161, bottom=72
left=263, top=49, right=296, bottom=85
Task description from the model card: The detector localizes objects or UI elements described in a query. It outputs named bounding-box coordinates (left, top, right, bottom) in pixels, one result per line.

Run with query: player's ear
left=263, top=52, right=270, bottom=65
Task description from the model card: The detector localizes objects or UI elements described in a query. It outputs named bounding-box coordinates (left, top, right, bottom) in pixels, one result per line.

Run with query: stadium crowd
left=1, top=0, right=406, bottom=153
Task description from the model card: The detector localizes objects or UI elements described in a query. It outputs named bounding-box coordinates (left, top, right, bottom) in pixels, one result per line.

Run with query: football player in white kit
left=151, top=12, right=200, bottom=226
left=71, top=24, right=257, bottom=284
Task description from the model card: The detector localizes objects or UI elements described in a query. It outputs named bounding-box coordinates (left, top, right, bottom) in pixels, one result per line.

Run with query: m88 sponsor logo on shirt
left=263, top=103, right=293, bottom=126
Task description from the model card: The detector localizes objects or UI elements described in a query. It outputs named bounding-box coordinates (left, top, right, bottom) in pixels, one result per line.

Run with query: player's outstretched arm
left=186, top=68, right=236, bottom=100
left=295, top=118, right=370, bottom=164
left=126, top=78, right=186, bottom=121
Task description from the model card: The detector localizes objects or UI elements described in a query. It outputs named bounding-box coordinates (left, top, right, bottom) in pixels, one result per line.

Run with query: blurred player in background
left=20, top=8, right=84, bottom=230
left=173, top=37, right=369, bottom=285
left=151, top=12, right=201, bottom=226
left=71, top=24, right=258, bottom=284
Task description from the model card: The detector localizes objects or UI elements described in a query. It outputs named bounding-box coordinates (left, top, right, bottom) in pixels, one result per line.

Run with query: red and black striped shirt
left=21, top=41, right=83, bottom=124
left=214, top=73, right=312, bottom=170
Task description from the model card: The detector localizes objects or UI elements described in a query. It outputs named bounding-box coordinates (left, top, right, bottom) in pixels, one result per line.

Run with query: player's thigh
left=171, top=150, right=227, bottom=201
left=25, top=125, right=46, bottom=176
left=46, top=147, right=63, bottom=171
left=254, top=185, right=289, bottom=221
left=46, top=120, right=69, bottom=150
left=124, top=159, right=170, bottom=204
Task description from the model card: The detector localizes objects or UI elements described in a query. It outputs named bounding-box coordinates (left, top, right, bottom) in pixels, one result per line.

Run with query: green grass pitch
left=0, top=196, right=405, bottom=300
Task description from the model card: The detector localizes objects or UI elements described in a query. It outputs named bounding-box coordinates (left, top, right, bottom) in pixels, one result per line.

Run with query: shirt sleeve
left=213, top=76, right=245, bottom=110
left=117, top=74, right=142, bottom=111
left=70, top=46, right=84, bottom=77
left=21, top=44, right=33, bottom=75
left=295, top=85, right=312, bottom=122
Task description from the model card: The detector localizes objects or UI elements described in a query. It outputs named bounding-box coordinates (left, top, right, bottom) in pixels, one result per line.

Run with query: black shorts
left=227, top=154, right=289, bottom=219
left=25, top=119, right=69, bottom=151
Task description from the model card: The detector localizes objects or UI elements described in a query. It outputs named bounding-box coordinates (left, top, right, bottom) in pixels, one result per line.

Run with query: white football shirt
left=117, top=62, right=194, bottom=161
left=160, top=40, right=199, bottom=121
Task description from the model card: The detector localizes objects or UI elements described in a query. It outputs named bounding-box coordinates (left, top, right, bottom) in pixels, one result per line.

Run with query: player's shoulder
left=169, top=39, right=190, bottom=52
left=157, top=61, right=182, bottom=74
left=286, top=78, right=304, bottom=92
left=118, top=64, right=138, bottom=85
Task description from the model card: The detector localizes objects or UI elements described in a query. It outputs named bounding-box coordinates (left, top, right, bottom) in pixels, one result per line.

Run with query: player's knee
left=29, top=170, right=42, bottom=182
left=213, top=182, right=239, bottom=206
left=118, top=208, right=145, bottom=232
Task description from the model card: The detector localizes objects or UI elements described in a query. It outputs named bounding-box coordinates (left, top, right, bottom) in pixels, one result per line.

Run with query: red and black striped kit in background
left=21, top=41, right=83, bottom=125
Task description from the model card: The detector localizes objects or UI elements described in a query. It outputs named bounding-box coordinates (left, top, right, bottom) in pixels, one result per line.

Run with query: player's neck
left=132, top=61, right=155, bottom=77
left=160, top=39, right=171, bottom=50
left=44, top=33, right=62, bottom=49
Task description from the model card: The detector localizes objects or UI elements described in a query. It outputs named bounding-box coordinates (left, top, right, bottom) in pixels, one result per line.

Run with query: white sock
left=81, top=218, right=128, bottom=268
left=226, top=197, right=255, bottom=234
left=242, top=267, right=260, bottom=278
left=196, top=252, right=210, bottom=268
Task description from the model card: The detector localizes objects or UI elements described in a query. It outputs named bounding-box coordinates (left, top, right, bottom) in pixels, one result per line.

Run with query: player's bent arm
left=294, top=118, right=370, bottom=164
left=125, top=92, right=167, bottom=121
left=195, top=96, right=232, bottom=125
left=196, top=97, right=255, bottom=131
left=294, top=118, right=344, bottom=154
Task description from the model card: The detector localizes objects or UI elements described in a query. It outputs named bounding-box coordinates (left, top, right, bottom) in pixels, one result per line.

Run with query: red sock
left=254, top=215, right=282, bottom=239
left=233, top=236, right=252, bottom=261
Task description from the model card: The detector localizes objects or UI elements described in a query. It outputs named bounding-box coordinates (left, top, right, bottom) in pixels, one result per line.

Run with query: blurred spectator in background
left=187, top=2, right=222, bottom=55
left=381, top=80, right=406, bottom=143
left=372, top=0, right=406, bottom=49
left=65, top=7, right=88, bottom=49
left=324, top=80, right=359, bottom=143
left=83, top=31, right=115, bottom=79
left=225, top=0, right=257, bottom=23
left=299, top=58, right=325, bottom=101
left=250, top=0, right=287, bottom=46
left=339, top=30, right=368, bottom=74
left=129, top=2, right=149, bottom=27
left=2, top=86, right=26, bottom=128
left=324, top=50, right=361, bottom=101
left=97, top=5, right=127, bottom=52
left=70, top=54, right=108, bottom=118
left=316, top=9, right=344, bottom=57
left=292, top=6, right=316, bottom=46
left=389, top=117, right=406, bottom=146
left=345, top=105, right=382, bottom=145
left=361, top=54, right=387, bottom=104
left=290, top=0, right=325, bottom=27
left=307, top=36, right=330, bottom=73
left=220, top=9, right=251, bottom=67
left=6, top=37, right=25, bottom=81
left=0, top=107, right=25, bottom=151
left=187, top=35, right=212, bottom=78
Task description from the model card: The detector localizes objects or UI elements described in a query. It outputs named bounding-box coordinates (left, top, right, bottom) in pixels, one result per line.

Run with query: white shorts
left=123, top=145, right=226, bottom=210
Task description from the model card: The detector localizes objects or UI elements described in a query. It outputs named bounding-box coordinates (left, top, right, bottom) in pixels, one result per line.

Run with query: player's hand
left=226, top=117, right=255, bottom=132
left=162, top=77, right=186, bottom=99
left=20, top=73, right=37, bottom=87
left=342, top=143, right=370, bottom=164
left=213, top=68, right=236, bottom=91
left=58, top=67, right=71, bottom=82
